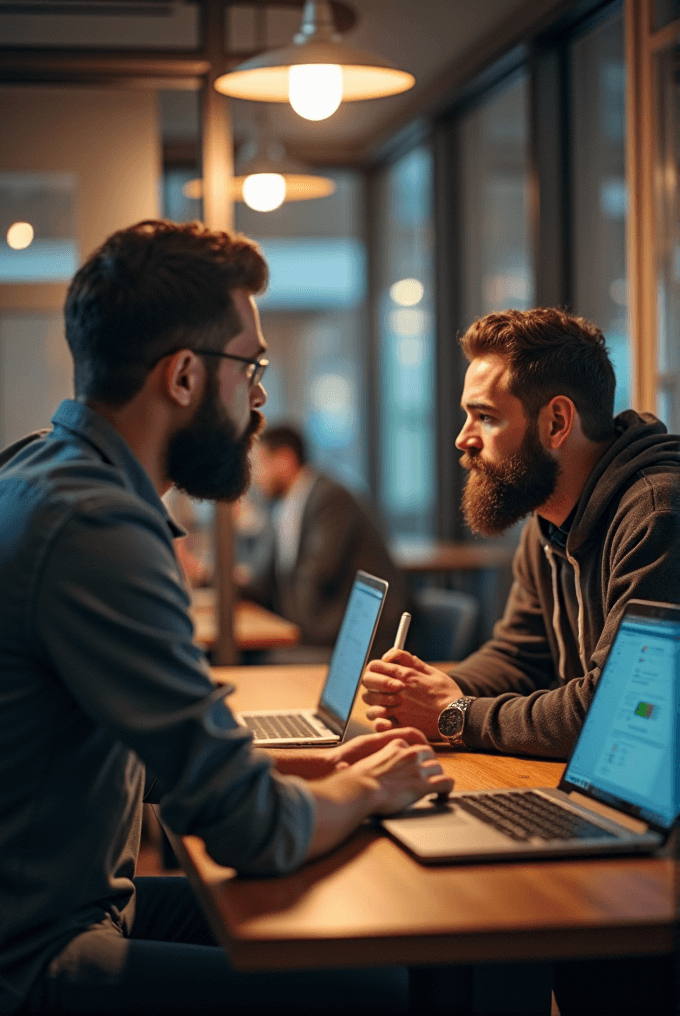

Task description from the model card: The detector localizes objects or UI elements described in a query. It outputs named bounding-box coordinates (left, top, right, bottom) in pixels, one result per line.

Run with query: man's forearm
left=305, top=771, right=378, bottom=859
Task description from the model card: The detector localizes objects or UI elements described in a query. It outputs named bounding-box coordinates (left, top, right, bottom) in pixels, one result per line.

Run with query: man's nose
left=455, top=421, right=479, bottom=451
left=251, top=381, right=266, bottom=409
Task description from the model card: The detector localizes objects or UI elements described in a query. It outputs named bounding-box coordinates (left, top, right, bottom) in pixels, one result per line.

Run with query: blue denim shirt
left=0, top=400, right=314, bottom=1013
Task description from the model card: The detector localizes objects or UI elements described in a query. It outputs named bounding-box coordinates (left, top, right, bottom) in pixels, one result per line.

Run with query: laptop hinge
left=315, top=709, right=344, bottom=736
left=567, top=791, right=649, bottom=834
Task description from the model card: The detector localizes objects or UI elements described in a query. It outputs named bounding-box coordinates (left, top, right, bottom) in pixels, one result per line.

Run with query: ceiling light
left=242, top=173, right=287, bottom=212
left=390, top=278, right=424, bottom=306
left=182, top=140, right=336, bottom=211
left=6, top=222, right=34, bottom=249
left=214, top=0, right=415, bottom=122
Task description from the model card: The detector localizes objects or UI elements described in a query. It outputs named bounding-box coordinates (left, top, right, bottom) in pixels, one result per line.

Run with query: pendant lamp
left=214, top=0, right=415, bottom=122
left=183, top=140, right=336, bottom=212
left=233, top=138, right=336, bottom=210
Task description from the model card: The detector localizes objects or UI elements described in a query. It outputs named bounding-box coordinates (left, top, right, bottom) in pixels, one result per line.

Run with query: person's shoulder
left=616, top=465, right=680, bottom=519
left=306, top=471, right=348, bottom=502
left=310, top=473, right=370, bottom=515
left=0, top=432, right=165, bottom=536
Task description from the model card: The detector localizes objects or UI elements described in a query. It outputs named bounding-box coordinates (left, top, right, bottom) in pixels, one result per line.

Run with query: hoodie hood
left=568, top=410, right=680, bottom=554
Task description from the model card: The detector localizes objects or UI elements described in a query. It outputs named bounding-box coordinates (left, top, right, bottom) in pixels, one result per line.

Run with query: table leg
left=408, top=962, right=553, bottom=1014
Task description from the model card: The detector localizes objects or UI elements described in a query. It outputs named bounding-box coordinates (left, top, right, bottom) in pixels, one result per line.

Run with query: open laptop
left=235, top=570, right=388, bottom=746
left=381, top=598, right=680, bottom=863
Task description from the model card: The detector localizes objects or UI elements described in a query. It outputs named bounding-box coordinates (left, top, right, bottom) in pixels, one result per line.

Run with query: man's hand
left=342, top=738, right=452, bottom=815
left=361, top=649, right=465, bottom=740
left=327, top=727, right=430, bottom=770
left=270, top=727, right=430, bottom=779
left=306, top=738, right=454, bottom=859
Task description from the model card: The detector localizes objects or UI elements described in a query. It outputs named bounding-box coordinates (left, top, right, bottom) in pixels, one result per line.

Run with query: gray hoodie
left=452, top=410, right=680, bottom=759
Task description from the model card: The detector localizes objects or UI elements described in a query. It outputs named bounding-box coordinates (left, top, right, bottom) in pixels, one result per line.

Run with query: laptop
left=381, top=598, right=680, bottom=863
left=235, top=570, right=388, bottom=746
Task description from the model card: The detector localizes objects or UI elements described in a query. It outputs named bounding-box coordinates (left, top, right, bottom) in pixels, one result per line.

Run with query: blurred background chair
left=408, top=588, right=480, bottom=663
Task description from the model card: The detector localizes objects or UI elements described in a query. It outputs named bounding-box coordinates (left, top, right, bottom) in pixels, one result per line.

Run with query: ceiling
left=0, top=0, right=568, bottom=161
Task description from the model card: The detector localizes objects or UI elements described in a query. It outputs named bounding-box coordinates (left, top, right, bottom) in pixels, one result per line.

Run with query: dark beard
left=460, top=420, right=559, bottom=536
left=167, top=372, right=264, bottom=501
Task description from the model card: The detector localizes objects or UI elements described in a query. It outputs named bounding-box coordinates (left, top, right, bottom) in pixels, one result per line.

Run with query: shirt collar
left=542, top=503, right=578, bottom=550
left=51, top=399, right=184, bottom=537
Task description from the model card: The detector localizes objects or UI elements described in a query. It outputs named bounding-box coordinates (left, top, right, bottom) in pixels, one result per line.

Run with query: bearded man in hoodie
left=362, top=307, right=680, bottom=760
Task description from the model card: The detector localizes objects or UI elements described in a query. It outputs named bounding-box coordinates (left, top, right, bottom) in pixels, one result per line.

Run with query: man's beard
left=460, top=420, right=559, bottom=536
left=167, top=372, right=264, bottom=502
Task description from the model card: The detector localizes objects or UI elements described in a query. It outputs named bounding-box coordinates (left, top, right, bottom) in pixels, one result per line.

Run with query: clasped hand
left=361, top=649, right=464, bottom=741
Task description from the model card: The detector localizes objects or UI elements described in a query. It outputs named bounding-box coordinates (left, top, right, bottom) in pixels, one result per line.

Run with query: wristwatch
left=437, top=697, right=476, bottom=746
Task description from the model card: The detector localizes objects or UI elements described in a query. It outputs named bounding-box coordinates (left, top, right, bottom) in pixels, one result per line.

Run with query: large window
left=571, top=12, right=630, bottom=414
left=374, top=146, right=436, bottom=538
left=459, top=71, right=535, bottom=328
left=654, top=39, right=680, bottom=432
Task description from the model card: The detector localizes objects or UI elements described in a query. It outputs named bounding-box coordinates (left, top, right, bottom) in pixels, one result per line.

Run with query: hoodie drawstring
left=567, top=551, right=589, bottom=676
left=544, top=542, right=588, bottom=681
left=543, top=542, right=567, bottom=683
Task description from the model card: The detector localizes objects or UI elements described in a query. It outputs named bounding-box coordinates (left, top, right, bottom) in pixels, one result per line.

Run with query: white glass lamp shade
left=288, top=63, right=343, bottom=121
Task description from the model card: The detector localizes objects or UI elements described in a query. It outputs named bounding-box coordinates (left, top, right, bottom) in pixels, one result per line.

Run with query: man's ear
left=164, top=350, right=203, bottom=408
left=541, top=395, right=576, bottom=449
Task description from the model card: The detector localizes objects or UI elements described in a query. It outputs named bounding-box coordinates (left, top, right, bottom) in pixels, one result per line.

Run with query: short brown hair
left=260, top=425, right=307, bottom=466
left=65, top=219, right=268, bottom=406
left=460, top=308, right=616, bottom=442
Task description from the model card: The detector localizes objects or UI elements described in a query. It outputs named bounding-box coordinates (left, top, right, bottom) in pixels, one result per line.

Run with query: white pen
left=393, top=611, right=411, bottom=650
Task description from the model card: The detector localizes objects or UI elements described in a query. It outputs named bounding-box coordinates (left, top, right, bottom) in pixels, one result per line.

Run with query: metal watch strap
left=438, top=696, right=476, bottom=746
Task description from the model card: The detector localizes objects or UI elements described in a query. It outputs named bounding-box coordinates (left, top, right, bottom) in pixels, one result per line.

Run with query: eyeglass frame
left=155, top=347, right=268, bottom=388
left=150, top=347, right=268, bottom=388
left=190, top=349, right=268, bottom=388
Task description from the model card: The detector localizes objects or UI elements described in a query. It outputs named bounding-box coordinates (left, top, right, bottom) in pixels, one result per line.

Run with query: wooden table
left=171, top=665, right=675, bottom=974
left=190, top=589, right=300, bottom=653
left=391, top=539, right=514, bottom=573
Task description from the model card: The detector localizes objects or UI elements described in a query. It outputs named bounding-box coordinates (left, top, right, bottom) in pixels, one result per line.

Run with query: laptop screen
left=319, top=572, right=387, bottom=724
left=563, top=600, right=680, bottom=829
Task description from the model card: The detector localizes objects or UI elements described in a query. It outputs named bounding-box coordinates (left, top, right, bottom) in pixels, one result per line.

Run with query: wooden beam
left=625, top=0, right=657, bottom=413
left=201, top=0, right=237, bottom=666
left=0, top=49, right=211, bottom=83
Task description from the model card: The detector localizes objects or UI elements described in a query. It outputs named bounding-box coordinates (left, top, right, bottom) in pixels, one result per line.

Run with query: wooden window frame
left=625, top=0, right=680, bottom=413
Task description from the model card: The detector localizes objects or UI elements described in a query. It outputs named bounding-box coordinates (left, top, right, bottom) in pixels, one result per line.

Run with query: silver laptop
left=382, top=598, right=680, bottom=863
left=236, top=570, right=388, bottom=746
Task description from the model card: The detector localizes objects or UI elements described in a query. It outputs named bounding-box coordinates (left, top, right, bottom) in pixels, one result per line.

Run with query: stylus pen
left=393, top=612, right=411, bottom=651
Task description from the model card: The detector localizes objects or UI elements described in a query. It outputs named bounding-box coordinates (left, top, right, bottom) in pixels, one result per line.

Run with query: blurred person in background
left=236, top=425, right=409, bottom=659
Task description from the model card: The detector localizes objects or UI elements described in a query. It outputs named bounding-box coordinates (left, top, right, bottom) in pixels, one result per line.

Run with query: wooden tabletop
left=391, top=539, right=514, bottom=573
left=189, top=589, right=300, bottom=652
left=171, top=665, right=675, bottom=972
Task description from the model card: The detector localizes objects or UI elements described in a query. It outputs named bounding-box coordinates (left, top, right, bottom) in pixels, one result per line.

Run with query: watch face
left=439, top=706, right=464, bottom=739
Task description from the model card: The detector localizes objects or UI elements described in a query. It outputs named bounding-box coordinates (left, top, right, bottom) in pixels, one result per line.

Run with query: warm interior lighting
left=182, top=138, right=337, bottom=210
left=390, top=278, right=424, bottom=306
left=242, top=173, right=287, bottom=212
left=6, top=221, right=34, bottom=249
left=214, top=1, right=414, bottom=120
left=288, top=63, right=343, bottom=121
left=182, top=174, right=335, bottom=205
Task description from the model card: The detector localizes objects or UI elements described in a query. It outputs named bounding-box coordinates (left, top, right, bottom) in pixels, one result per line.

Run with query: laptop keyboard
left=242, top=713, right=325, bottom=740
left=455, top=791, right=618, bottom=842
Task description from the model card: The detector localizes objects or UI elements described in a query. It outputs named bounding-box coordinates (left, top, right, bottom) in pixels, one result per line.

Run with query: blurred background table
left=190, top=588, right=300, bottom=655
left=391, top=538, right=514, bottom=574
left=391, top=539, right=516, bottom=649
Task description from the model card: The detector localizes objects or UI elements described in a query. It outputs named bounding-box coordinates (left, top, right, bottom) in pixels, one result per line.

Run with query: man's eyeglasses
left=190, top=349, right=268, bottom=388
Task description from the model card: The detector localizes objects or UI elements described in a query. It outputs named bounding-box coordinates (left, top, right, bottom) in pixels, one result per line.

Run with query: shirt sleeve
left=32, top=496, right=315, bottom=875
left=451, top=522, right=559, bottom=700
